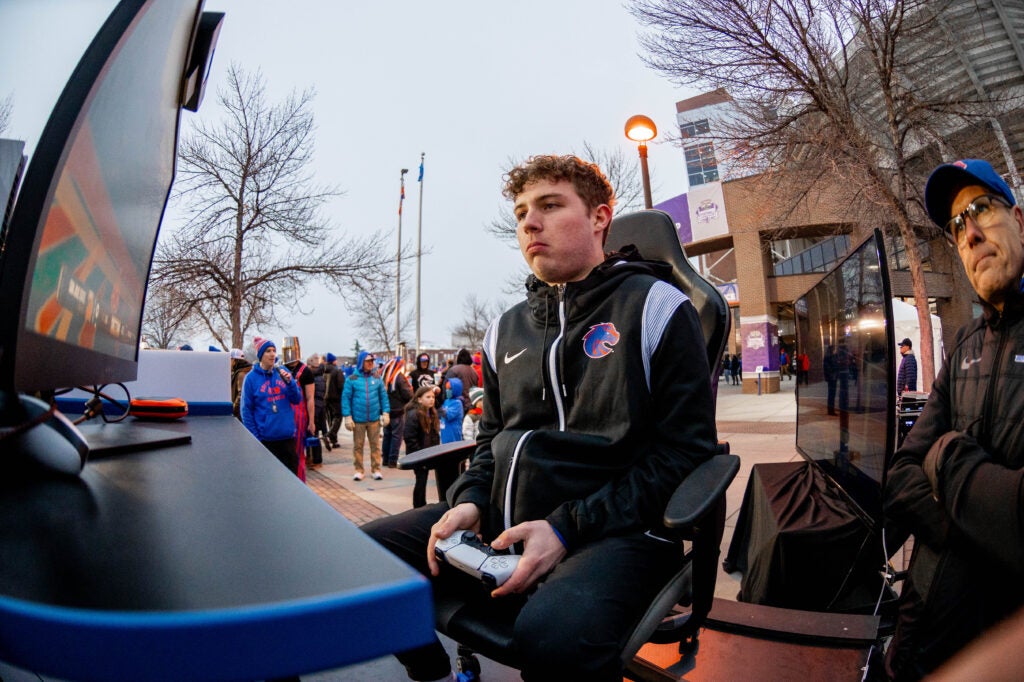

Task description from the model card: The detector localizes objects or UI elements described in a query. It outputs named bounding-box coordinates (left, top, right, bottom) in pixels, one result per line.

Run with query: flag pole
left=396, top=168, right=408, bottom=356
left=416, top=152, right=425, bottom=358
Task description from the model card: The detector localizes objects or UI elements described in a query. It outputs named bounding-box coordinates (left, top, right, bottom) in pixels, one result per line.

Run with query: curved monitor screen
left=794, top=229, right=895, bottom=526
left=0, top=0, right=201, bottom=392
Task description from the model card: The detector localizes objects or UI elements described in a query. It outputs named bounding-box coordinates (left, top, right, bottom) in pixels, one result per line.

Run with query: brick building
left=654, top=0, right=1024, bottom=394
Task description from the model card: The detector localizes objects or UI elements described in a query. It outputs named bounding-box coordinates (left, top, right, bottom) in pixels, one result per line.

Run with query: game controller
left=434, top=530, right=520, bottom=588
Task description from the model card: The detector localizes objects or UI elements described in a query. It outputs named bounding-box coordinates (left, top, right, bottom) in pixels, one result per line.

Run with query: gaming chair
left=398, top=210, right=738, bottom=680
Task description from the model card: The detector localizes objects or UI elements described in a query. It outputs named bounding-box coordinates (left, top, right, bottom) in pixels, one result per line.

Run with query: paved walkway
left=309, top=377, right=800, bottom=521
left=299, top=379, right=802, bottom=680
left=299, top=376, right=915, bottom=678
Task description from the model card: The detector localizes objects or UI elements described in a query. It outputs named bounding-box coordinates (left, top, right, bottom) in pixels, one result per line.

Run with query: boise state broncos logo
left=582, top=322, right=620, bottom=359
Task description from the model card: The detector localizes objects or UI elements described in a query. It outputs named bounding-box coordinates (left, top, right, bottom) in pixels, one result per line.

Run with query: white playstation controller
left=434, top=530, right=521, bottom=588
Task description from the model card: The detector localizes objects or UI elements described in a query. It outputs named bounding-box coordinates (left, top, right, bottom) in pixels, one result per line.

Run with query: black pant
left=412, top=468, right=431, bottom=508
left=326, top=402, right=341, bottom=444
left=262, top=438, right=298, bottom=475
left=362, top=503, right=684, bottom=681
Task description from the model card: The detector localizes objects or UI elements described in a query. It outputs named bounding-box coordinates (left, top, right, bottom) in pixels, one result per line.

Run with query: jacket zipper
left=548, top=285, right=567, bottom=431
left=363, top=375, right=370, bottom=421
left=502, top=287, right=566, bottom=545
left=502, top=429, right=533, bottom=550
left=980, top=322, right=1009, bottom=440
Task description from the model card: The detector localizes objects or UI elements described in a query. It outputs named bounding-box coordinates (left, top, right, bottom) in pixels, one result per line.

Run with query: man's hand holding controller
left=434, top=530, right=521, bottom=590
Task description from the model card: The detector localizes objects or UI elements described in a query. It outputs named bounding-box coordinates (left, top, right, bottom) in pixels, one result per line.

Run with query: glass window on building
left=680, top=118, right=711, bottom=139
left=685, top=142, right=718, bottom=188
left=886, top=233, right=933, bottom=272
left=771, top=234, right=850, bottom=276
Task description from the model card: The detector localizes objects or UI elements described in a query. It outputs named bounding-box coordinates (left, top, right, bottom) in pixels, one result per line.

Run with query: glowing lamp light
left=624, top=114, right=657, bottom=142
left=624, top=114, right=657, bottom=208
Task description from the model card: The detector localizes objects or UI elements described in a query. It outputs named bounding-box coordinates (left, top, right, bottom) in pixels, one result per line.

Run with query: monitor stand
left=77, top=421, right=191, bottom=458
left=0, top=391, right=88, bottom=476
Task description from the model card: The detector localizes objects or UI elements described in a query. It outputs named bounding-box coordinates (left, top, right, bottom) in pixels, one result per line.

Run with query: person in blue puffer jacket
left=341, top=351, right=390, bottom=481
left=241, top=336, right=303, bottom=475
left=439, top=377, right=464, bottom=444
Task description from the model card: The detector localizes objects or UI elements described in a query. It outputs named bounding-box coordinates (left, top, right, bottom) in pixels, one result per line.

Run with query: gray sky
left=2, top=0, right=696, bottom=357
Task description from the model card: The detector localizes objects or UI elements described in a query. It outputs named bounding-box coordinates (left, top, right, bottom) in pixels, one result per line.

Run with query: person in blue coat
left=439, top=377, right=464, bottom=444
left=341, top=351, right=390, bottom=481
left=241, top=336, right=303, bottom=475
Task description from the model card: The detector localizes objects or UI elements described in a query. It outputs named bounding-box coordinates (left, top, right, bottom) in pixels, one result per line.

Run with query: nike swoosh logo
left=504, top=348, right=528, bottom=364
left=961, top=356, right=982, bottom=371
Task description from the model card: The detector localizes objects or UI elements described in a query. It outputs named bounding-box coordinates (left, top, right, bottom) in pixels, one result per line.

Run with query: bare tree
left=630, top=0, right=1012, bottom=391
left=451, top=294, right=502, bottom=350
left=486, top=143, right=645, bottom=243
left=141, top=284, right=200, bottom=349
left=148, top=64, right=390, bottom=349
left=349, top=261, right=413, bottom=353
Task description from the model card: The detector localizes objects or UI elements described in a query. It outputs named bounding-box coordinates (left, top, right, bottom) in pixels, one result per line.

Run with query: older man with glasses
left=883, top=159, right=1024, bottom=680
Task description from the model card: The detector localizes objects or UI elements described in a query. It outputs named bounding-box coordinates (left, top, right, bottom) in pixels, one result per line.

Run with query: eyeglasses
left=946, top=193, right=1012, bottom=246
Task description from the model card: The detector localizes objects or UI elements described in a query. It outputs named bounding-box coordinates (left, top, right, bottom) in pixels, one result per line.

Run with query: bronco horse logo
left=582, top=322, right=620, bottom=359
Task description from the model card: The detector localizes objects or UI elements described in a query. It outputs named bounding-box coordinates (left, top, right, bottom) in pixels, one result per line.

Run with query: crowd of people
left=230, top=342, right=485, bottom=485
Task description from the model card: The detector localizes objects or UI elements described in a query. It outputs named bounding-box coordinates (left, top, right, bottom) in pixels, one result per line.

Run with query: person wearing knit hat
left=254, top=336, right=275, bottom=363
left=323, top=352, right=343, bottom=449
left=239, top=335, right=303, bottom=476
left=462, top=386, right=485, bottom=442
left=885, top=158, right=1024, bottom=679
left=381, top=357, right=413, bottom=468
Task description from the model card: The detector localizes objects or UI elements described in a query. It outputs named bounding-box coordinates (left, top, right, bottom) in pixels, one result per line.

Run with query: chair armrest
left=398, top=440, right=476, bottom=470
left=664, top=454, right=740, bottom=530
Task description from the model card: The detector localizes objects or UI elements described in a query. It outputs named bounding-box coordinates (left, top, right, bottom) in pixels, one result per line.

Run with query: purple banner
left=740, top=320, right=779, bottom=372
left=654, top=193, right=691, bottom=244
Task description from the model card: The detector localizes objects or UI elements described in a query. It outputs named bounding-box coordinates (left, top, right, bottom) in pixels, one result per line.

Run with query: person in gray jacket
left=363, top=155, right=715, bottom=681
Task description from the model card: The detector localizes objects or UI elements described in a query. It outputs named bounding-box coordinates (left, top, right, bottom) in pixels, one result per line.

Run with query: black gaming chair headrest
left=606, top=210, right=730, bottom=381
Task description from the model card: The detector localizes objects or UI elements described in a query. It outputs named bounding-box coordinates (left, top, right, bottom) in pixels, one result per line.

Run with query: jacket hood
left=356, top=350, right=372, bottom=373
left=524, top=245, right=672, bottom=323
left=446, top=376, right=463, bottom=398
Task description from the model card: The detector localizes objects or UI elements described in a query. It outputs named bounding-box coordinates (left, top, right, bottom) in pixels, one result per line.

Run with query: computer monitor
left=0, top=0, right=219, bottom=394
left=0, top=0, right=222, bottom=474
left=794, top=229, right=896, bottom=528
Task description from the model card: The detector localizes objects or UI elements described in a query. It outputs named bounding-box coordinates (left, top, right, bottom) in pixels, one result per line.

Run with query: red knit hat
left=253, top=336, right=276, bottom=361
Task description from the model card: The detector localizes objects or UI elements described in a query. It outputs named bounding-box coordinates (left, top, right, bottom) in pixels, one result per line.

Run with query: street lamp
left=625, top=114, right=657, bottom=209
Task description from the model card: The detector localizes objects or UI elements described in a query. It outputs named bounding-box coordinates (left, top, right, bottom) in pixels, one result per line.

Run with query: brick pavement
left=305, top=467, right=390, bottom=525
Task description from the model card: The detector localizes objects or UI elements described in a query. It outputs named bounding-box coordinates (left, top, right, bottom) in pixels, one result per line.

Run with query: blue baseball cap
left=925, top=159, right=1016, bottom=229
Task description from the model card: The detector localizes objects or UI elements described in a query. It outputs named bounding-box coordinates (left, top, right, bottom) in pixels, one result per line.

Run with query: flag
left=418, top=160, right=424, bottom=183
left=399, top=182, right=405, bottom=215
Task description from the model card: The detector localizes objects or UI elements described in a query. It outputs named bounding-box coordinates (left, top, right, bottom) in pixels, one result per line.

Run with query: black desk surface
left=0, top=417, right=434, bottom=681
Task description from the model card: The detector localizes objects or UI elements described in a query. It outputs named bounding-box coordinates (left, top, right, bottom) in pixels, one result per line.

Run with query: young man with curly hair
left=363, top=155, right=716, bottom=681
